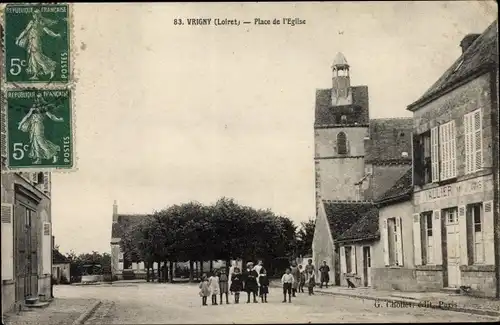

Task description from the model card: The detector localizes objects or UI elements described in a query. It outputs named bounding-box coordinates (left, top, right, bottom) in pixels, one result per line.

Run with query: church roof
left=365, top=166, right=411, bottom=201
left=375, top=168, right=413, bottom=205
left=408, top=19, right=498, bottom=111
left=323, top=201, right=377, bottom=241
left=333, top=52, right=349, bottom=67
left=111, top=214, right=149, bottom=239
left=314, top=86, right=370, bottom=126
left=365, top=118, right=413, bottom=164
left=336, top=207, right=379, bottom=243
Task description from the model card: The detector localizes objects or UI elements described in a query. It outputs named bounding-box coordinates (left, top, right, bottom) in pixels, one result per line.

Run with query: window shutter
left=458, top=206, right=469, bottom=265
left=1, top=204, right=14, bottom=280
left=412, top=214, right=422, bottom=266
left=42, top=222, right=52, bottom=275
left=431, top=127, right=439, bottom=182
left=439, top=124, right=446, bottom=180
left=41, top=173, right=50, bottom=194
left=339, top=246, right=346, bottom=274
left=396, top=217, right=404, bottom=266
left=382, top=219, right=389, bottom=266
left=450, top=121, right=457, bottom=177
left=30, top=172, right=38, bottom=184
left=473, top=110, right=483, bottom=171
left=351, top=247, right=357, bottom=274
left=432, top=210, right=442, bottom=265
left=464, top=113, right=473, bottom=174
left=483, top=201, right=494, bottom=265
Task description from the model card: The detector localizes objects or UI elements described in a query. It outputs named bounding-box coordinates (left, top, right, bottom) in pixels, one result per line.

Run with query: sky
left=47, top=2, right=497, bottom=254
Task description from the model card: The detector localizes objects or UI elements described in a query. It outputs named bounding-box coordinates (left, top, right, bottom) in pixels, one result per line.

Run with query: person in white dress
left=228, top=261, right=236, bottom=295
left=253, top=260, right=264, bottom=287
left=208, top=271, right=220, bottom=305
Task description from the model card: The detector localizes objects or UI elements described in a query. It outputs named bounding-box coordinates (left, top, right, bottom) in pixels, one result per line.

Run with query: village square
left=1, top=2, right=499, bottom=325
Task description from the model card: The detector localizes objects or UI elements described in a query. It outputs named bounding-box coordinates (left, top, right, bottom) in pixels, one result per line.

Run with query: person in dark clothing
left=319, top=260, right=330, bottom=288
left=243, top=262, right=259, bottom=303
left=258, top=268, right=269, bottom=303
left=230, top=267, right=243, bottom=304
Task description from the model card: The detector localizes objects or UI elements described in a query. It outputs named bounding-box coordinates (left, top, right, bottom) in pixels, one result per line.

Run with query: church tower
left=331, top=52, right=353, bottom=106
left=314, top=53, right=370, bottom=209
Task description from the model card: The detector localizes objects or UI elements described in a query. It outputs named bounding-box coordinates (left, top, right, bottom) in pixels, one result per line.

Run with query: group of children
left=199, top=259, right=317, bottom=306
left=198, top=261, right=270, bottom=306
left=281, top=262, right=316, bottom=303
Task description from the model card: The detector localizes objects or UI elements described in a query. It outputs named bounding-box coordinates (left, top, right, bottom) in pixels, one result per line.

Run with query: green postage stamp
left=3, top=4, right=70, bottom=83
left=6, top=89, right=73, bottom=169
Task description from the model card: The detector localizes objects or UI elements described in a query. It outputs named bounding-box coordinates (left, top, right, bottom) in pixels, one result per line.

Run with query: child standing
left=307, top=269, right=316, bottom=295
left=230, top=267, right=243, bottom=304
left=281, top=268, right=294, bottom=303
left=208, top=271, right=220, bottom=305
left=298, top=265, right=306, bottom=293
left=219, top=268, right=229, bottom=304
left=199, top=274, right=210, bottom=306
left=258, top=268, right=269, bottom=303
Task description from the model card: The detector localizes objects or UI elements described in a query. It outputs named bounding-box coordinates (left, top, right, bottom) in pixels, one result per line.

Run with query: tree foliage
left=119, top=198, right=310, bottom=273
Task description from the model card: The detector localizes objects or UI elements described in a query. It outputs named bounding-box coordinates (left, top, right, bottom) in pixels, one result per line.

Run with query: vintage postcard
left=0, top=2, right=499, bottom=325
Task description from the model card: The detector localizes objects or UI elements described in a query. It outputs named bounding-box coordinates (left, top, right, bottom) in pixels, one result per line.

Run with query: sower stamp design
left=7, top=89, right=73, bottom=169
left=4, top=4, right=70, bottom=83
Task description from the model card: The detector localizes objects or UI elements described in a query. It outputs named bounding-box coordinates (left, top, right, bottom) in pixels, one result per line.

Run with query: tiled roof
left=365, top=118, right=413, bottom=164
left=337, top=208, right=379, bottom=242
left=409, top=19, right=498, bottom=110
left=323, top=201, right=376, bottom=240
left=365, top=166, right=411, bottom=201
left=53, top=249, right=70, bottom=264
left=111, top=214, right=148, bottom=239
left=376, top=168, right=413, bottom=204
left=314, top=86, right=370, bottom=126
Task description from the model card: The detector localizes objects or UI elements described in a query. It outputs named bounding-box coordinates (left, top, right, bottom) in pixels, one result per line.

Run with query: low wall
left=372, top=267, right=420, bottom=291
left=460, top=265, right=496, bottom=298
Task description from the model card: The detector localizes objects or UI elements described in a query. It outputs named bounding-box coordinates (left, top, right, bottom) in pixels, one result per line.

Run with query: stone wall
left=372, top=267, right=419, bottom=291
left=460, top=265, right=496, bottom=298
left=415, top=266, right=444, bottom=291
left=312, top=204, right=335, bottom=283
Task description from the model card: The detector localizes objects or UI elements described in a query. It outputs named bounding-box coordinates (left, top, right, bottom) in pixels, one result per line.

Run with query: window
left=431, top=126, right=440, bottom=182
left=439, top=121, right=457, bottom=180
left=337, top=132, right=347, bottom=154
left=413, top=131, right=432, bottom=185
left=345, top=246, right=352, bottom=273
left=385, top=217, right=403, bottom=266
left=421, top=212, right=434, bottom=265
left=464, top=109, right=483, bottom=174
left=37, top=172, right=44, bottom=185
left=467, top=204, right=484, bottom=264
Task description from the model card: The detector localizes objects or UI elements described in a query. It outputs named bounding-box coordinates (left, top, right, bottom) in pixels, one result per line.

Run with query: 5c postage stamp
left=3, top=3, right=70, bottom=84
left=6, top=89, right=73, bottom=169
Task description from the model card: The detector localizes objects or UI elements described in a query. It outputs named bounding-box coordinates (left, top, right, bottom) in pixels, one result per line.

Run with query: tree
left=296, top=218, right=315, bottom=257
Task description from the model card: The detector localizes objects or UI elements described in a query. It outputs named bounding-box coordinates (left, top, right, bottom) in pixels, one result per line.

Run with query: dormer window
left=37, top=172, right=44, bottom=185
left=337, top=132, right=347, bottom=154
left=341, top=115, right=347, bottom=124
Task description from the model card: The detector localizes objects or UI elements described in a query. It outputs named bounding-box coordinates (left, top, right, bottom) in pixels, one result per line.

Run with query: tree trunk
left=163, top=260, right=168, bottom=282
left=189, top=260, right=194, bottom=282
left=169, top=261, right=174, bottom=283
left=200, top=260, right=204, bottom=278
left=195, top=261, right=199, bottom=281
left=146, top=262, right=150, bottom=282
left=226, top=258, right=231, bottom=274
left=210, top=260, right=214, bottom=273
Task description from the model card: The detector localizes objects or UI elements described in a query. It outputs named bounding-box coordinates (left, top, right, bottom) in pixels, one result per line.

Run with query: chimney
left=113, top=200, right=118, bottom=223
left=460, top=34, right=480, bottom=54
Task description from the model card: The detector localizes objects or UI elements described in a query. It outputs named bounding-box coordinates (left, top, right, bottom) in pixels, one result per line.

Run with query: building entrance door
left=445, top=209, right=461, bottom=287
left=362, top=246, right=371, bottom=287
left=15, top=203, right=38, bottom=301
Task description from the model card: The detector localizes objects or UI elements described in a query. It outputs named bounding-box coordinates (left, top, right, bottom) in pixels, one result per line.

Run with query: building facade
left=312, top=53, right=414, bottom=286
left=408, top=21, right=498, bottom=297
left=1, top=25, right=53, bottom=314
left=371, top=170, right=417, bottom=291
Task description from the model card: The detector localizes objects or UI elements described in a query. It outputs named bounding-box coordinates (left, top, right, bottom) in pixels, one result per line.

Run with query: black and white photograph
left=0, top=1, right=499, bottom=324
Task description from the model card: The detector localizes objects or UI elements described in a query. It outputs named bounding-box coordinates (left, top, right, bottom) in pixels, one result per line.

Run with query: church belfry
left=331, top=52, right=353, bottom=106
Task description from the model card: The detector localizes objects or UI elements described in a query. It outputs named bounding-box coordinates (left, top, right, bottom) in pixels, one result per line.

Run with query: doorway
left=445, top=209, right=461, bottom=287
left=362, top=246, right=371, bottom=287
left=15, top=203, right=38, bottom=301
